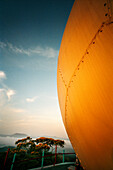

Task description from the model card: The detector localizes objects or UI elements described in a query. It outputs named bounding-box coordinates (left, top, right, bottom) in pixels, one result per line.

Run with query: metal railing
left=3, top=148, right=76, bottom=170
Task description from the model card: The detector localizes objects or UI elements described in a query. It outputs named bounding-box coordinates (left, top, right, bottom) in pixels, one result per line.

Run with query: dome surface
left=57, top=0, right=113, bottom=169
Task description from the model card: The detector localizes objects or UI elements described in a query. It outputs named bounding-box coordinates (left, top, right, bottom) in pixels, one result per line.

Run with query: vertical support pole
left=63, top=149, right=65, bottom=163
left=54, top=145, right=57, bottom=165
left=41, top=149, right=44, bottom=168
left=3, top=148, right=10, bottom=170
left=10, top=153, right=16, bottom=170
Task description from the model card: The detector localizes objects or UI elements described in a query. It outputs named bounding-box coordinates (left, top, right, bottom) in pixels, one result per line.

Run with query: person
left=75, top=155, right=84, bottom=170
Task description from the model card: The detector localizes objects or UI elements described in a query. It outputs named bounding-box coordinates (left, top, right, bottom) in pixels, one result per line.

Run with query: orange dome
left=57, top=0, right=113, bottom=169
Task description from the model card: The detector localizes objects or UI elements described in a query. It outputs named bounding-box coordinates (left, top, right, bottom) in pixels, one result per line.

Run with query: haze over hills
left=0, top=133, right=28, bottom=138
left=0, top=133, right=74, bottom=153
left=0, top=133, right=68, bottom=140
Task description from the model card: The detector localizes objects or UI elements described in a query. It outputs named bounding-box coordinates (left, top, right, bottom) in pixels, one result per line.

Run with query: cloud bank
left=0, top=41, right=59, bottom=58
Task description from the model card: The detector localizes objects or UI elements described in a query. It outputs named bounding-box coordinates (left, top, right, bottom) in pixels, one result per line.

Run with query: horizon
left=0, top=132, right=69, bottom=139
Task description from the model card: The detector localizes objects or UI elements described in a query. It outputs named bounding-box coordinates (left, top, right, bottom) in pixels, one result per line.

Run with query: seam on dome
left=67, top=21, right=113, bottom=90
left=58, top=1, right=113, bottom=91
left=63, top=19, right=113, bottom=160
left=64, top=11, right=113, bottom=135
left=65, top=19, right=113, bottom=127
left=58, top=0, right=113, bottom=133
left=62, top=0, right=113, bottom=165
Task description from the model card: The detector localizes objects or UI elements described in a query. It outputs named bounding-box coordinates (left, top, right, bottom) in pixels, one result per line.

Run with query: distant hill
left=32, top=135, right=68, bottom=141
left=10, top=133, right=28, bottom=137
left=0, top=146, right=15, bottom=152
left=0, top=133, right=28, bottom=138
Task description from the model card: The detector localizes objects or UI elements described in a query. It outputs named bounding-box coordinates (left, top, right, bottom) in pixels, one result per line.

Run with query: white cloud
left=0, top=88, right=16, bottom=107
left=0, top=71, right=6, bottom=79
left=30, top=46, right=58, bottom=58
left=7, top=43, right=30, bottom=56
left=26, top=96, right=38, bottom=103
left=0, top=41, right=59, bottom=58
left=0, top=42, right=6, bottom=48
left=0, top=71, right=16, bottom=101
left=43, top=47, right=58, bottom=58
left=6, top=89, right=16, bottom=100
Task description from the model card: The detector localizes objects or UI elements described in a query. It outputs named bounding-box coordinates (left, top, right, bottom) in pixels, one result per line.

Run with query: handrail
left=14, top=152, right=76, bottom=163
left=5, top=149, right=76, bottom=170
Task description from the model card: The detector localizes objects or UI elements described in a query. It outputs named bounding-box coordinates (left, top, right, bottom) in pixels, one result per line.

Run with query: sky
left=0, top=0, right=74, bottom=138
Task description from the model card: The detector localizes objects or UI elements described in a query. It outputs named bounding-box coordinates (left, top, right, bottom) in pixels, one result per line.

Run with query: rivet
left=104, top=3, right=106, bottom=6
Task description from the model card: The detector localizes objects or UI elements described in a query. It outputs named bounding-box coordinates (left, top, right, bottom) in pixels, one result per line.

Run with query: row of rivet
left=58, top=67, right=67, bottom=88
left=67, top=18, right=113, bottom=90
left=104, top=0, right=112, bottom=20
left=58, top=1, right=112, bottom=91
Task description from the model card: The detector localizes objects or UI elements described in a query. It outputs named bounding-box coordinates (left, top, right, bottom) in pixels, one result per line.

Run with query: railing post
left=41, top=149, right=44, bottom=168
left=63, top=149, right=65, bottom=163
left=54, top=145, right=57, bottom=165
left=3, top=148, right=10, bottom=170
left=10, top=153, right=16, bottom=170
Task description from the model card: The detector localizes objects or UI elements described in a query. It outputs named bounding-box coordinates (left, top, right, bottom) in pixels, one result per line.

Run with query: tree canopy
left=11, top=136, right=65, bottom=154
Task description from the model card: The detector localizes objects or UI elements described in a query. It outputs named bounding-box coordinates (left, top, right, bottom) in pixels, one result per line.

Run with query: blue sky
left=0, top=0, right=74, bottom=138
